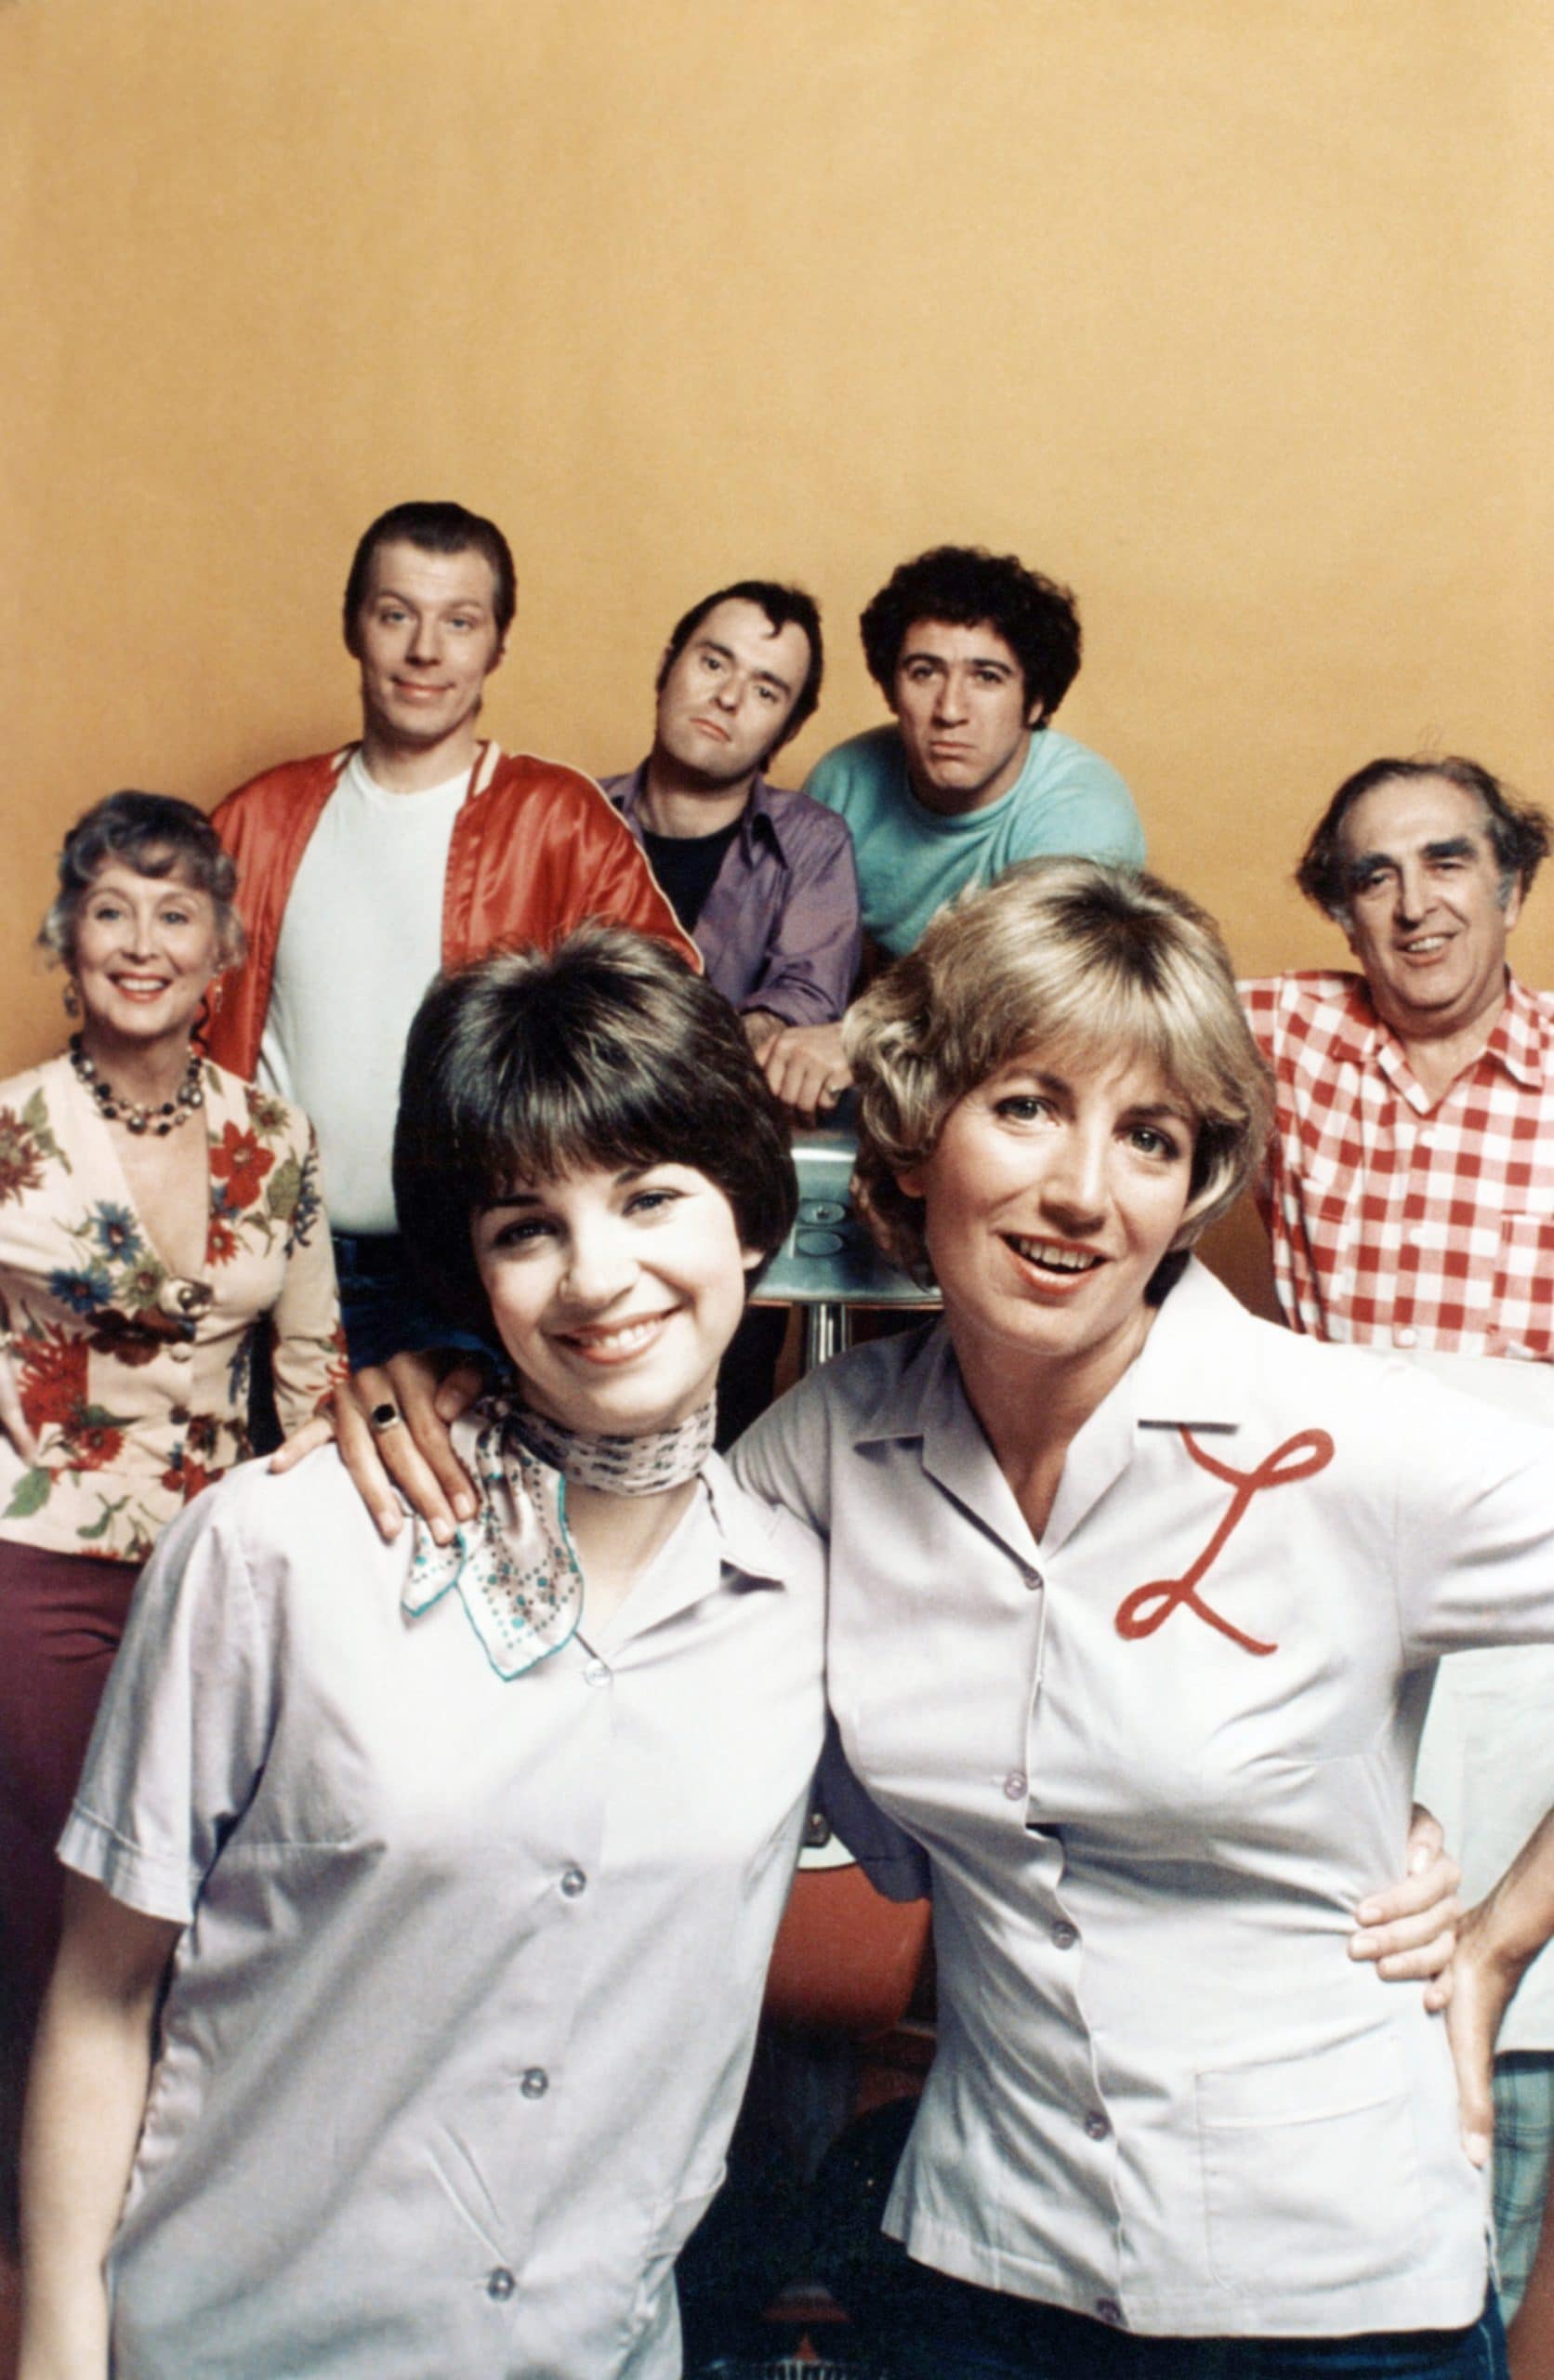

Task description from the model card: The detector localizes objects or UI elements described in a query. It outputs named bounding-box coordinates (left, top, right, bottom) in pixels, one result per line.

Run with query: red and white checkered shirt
left=1241, top=970, right=1554, bottom=1360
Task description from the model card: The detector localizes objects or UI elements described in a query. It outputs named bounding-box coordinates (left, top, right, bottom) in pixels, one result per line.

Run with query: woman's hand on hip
left=1442, top=1898, right=1508, bottom=2169
left=1348, top=1803, right=1460, bottom=1986
left=1444, top=1806, right=1554, bottom=2169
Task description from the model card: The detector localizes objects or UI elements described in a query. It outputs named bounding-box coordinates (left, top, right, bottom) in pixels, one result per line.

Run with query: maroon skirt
left=0, top=1536, right=139, bottom=2024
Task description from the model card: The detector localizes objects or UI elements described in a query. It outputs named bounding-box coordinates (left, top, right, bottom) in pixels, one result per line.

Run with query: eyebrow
left=1347, top=833, right=1481, bottom=876
left=694, top=636, right=794, bottom=697
left=372, top=585, right=490, bottom=615
left=475, top=1166, right=656, bottom=1215
left=901, top=646, right=1014, bottom=675
left=1005, top=1068, right=1193, bottom=1129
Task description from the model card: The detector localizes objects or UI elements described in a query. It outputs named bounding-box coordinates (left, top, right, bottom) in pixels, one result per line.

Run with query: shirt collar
left=699, top=1450, right=800, bottom=1586
left=738, top=774, right=789, bottom=856
left=841, top=1267, right=1253, bottom=1561
left=616, top=759, right=786, bottom=858
left=1319, top=972, right=1387, bottom=1071
left=586, top=1454, right=795, bottom=1650
left=851, top=1320, right=959, bottom=1450
left=1331, top=966, right=1543, bottom=1097
left=1485, top=971, right=1547, bottom=1090
left=1123, top=1257, right=1255, bottom=1431
left=851, top=1263, right=1249, bottom=1447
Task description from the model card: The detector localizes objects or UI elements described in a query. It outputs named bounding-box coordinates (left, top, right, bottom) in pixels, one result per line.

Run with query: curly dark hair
left=860, top=545, right=1082, bottom=720
left=1297, top=755, right=1550, bottom=921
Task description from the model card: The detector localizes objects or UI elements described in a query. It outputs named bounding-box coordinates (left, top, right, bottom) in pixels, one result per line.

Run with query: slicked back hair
left=1297, top=754, right=1550, bottom=923
left=846, top=857, right=1271, bottom=1300
left=39, top=791, right=245, bottom=974
left=860, top=545, right=1083, bottom=721
left=393, top=927, right=798, bottom=1331
left=655, top=580, right=825, bottom=753
left=343, top=501, right=517, bottom=652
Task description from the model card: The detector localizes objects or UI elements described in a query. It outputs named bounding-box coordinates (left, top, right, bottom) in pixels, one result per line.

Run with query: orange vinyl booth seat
left=763, top=1838, right=931, bottom=2037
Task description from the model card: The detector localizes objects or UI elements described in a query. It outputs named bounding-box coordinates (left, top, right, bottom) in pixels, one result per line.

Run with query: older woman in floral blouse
left=0, top=791, right=345, bottom=2225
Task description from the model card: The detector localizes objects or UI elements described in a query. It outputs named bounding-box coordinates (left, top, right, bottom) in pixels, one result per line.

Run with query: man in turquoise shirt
left=760, top=544, right=1144, bottom=1116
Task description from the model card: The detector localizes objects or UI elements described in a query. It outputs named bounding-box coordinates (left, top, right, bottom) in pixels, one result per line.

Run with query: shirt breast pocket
left=1195, top=2030, right=1421, bottom=2293
left=1489, top=1212, right=1554, bottom=1359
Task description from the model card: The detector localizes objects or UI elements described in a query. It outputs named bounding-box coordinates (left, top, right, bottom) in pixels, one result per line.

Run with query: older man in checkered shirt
left=1242, top=751, right=1554, bottom=2339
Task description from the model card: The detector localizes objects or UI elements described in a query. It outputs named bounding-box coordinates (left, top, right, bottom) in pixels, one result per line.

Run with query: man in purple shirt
left=602, top=580, right=862, bottom=1119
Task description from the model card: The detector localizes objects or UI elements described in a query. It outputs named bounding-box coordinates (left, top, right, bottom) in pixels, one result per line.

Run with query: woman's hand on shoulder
left=0, top=1342, right=40, bottom=1465
left=270, top=1349, right=486, bottom=1543
left=1347, top=1803, right=1460, bottom=1987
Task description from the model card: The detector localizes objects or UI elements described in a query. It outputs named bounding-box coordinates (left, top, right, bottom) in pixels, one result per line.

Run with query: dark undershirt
left=640, top=818, right=743, bottom=934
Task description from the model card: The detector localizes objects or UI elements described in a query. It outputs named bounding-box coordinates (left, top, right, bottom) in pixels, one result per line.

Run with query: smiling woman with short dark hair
left=18, top=928, right=825, bottom=2380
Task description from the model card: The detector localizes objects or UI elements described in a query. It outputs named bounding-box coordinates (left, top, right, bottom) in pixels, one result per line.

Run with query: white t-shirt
left=258, top=750, right=468, bottom=1233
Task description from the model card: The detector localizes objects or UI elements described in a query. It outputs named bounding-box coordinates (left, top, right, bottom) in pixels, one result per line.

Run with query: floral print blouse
left=0, top=1054, right=346, bottom=1564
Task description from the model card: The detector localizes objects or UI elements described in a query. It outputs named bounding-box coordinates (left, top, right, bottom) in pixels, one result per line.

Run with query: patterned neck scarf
left=402, top=1392, right=717, bottom=1680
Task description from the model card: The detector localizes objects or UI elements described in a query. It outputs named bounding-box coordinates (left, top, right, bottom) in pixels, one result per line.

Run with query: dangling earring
left=194, top=976, right=224, bottom=1045
left=63, top=978, right=81, bottom=1020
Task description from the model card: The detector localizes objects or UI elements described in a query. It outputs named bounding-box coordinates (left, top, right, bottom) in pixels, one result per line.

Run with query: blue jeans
left=888, top=2268, right=1508, bottom=2380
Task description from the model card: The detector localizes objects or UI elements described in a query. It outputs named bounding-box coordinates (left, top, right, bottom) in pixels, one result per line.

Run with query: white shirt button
left=486, top=2267, right=516, bottom=2301
left=1003, top=1772, right=1027, bottom=1801
left=1085, top=2110, right=1110, bottom=2141
left=1395, top=1327, right=1418, bottom=1349
left=520, top=2068, right=549, bottom=2099
left=560, top=1868, right=586, bottom=1898
left=1407, top=1227, right=1423, bottom=1247
left=1051, top=1921, right=1078, bottom=1950
left=583, top=1659, right=610, bottom=1687
left=1021, top=1567, right=1042, bottom=1592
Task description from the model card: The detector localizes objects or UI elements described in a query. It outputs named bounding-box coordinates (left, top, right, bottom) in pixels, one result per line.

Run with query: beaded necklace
left=70, top=1034, right=205, bottom=1137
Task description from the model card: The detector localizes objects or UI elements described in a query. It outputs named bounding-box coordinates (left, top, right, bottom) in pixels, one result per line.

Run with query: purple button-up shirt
left=604, top=764, right=862, bottom=1027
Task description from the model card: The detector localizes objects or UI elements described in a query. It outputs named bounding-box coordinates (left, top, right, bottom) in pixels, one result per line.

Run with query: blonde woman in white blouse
left=732, top=859, right=1554, bottom=2379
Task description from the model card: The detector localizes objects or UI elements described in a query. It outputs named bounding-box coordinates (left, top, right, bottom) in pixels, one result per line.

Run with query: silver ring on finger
left=369, top=1401, right=404, bottom=1435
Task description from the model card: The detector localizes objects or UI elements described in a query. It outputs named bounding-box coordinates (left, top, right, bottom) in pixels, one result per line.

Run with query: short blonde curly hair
left=844, top=858, right=1271, bottom=1289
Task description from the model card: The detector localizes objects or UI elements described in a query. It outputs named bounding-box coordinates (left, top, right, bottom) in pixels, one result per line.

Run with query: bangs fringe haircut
left=394, top=929, right=797, bottom=1331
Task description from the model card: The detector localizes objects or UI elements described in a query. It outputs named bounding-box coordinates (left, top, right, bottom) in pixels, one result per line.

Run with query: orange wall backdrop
left=4, top=0, right=1551, bottom=1075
